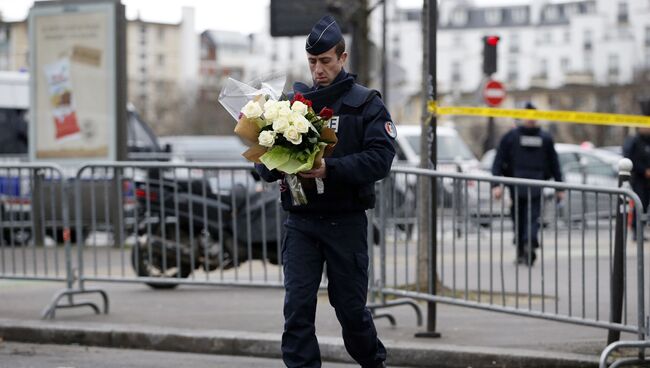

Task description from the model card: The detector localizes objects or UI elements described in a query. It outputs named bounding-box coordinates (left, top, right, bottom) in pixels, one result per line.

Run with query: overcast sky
left=0, top=0, right=531, bottom=33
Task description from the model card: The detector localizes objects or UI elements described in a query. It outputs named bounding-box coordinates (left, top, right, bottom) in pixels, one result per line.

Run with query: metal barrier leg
left=41, top=175, right=110, bottom=320
left=368, top=299, right=423, bottom=327
left=599, top=340, right=650, bottom=368
left=41, top=288, right=109, bottom=319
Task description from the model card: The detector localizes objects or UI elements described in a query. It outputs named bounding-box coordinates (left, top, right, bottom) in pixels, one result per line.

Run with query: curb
left=0, top=319, right=599, bottom=368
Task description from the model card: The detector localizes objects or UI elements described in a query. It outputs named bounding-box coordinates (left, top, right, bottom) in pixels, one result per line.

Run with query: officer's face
left=307, top=47, right=347, bottom=87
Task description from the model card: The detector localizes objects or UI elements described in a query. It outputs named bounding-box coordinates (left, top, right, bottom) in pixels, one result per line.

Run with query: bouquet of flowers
left=218, top=75, right=337, bottom=205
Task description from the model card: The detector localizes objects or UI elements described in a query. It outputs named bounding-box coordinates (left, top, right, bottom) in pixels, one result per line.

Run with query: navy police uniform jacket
left=491, top=125, right=562, bottom=196
left=624, top=134, right=650, bottom=190
left=255, top=70, right=396, bottom=213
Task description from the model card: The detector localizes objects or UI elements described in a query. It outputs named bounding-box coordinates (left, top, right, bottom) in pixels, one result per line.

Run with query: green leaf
left=259, top=146, right=292, bottom=170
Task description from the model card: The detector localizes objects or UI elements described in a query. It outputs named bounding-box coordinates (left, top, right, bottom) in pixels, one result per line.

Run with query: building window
left=618, top=1, right=629, bottom=23
left=509, top=33, right=519, bottom=53
left=585, top=54, right=593, bottom=71
left=485, top=9, right=502, bottom=25
left=140, top=24, right=147, bottom=34
left=538, top=59, right=548, bottom=78
left=608, top=54, right=619, bottom=77
left=451, top=62, right=461, bottom=84
left=544, top=6, right=559, bottom=22
left=157, top=54, right=165, bottom=67
left=561, top=57, right=570, bottom=72
left=507, top=59, right=518, bottom=83
left=645, top=26, right=650, bottom=47
left=451, top=9, right=468, bottom=26
left=157, top=27, right=165, bottom=41
left=563, top=31, right=571, bottom=43
left=544, top=32, right=552, bottom=44
left=405, top=10, right=421, bottom=22
left=583, top=29, right=592, bottom=51
left=511, top=8, right=527, bottom=24
left=393, top=48, right=400, bottom=59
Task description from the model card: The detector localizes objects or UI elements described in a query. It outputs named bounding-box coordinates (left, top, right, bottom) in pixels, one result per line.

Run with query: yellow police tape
left=427, top=100, right=650, bottom=128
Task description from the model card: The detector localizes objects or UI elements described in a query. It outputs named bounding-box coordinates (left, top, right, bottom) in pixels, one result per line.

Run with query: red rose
left=319, top=107, right=334, bottom=120
left=291, top=93, right=305, bottom=104
left=291, top=92, right=313, bottom=108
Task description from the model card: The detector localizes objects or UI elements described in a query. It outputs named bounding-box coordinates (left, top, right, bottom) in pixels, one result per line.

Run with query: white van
left=394, top=124, right=480, bottom=173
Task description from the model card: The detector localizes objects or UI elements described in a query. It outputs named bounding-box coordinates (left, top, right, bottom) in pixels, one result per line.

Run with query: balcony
left=564, top=71, right=594, bottom=85
left=530, top=73, right=548, bottom=88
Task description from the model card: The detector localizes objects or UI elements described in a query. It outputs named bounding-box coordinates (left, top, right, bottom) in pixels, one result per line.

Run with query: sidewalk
left=0, top=279, right=615, bottom=367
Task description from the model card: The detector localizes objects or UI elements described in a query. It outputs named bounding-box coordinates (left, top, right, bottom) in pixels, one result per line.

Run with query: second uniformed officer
left=491, top=102, right=564, bottom=266
left=623, top=128, right=650, bottom=240
left=255, top=15, right=394, bottom=368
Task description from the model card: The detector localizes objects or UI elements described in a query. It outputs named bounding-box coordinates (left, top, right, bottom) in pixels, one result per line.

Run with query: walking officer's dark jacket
left=491, top=125, right=563, bottom=196
left=255, top=70, right=396, bottom=213
left=624, top=134, right=650, bottom=189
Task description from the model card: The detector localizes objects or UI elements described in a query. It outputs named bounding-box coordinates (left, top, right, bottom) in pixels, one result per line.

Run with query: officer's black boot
left=524, top=249, right=537, bottom=267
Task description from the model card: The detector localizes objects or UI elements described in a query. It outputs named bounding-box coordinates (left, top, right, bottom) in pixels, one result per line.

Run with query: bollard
left=608, top=158, right=632, bottom=344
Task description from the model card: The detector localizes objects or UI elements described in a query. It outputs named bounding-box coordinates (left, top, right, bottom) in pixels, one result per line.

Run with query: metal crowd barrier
left=373, top=165, right=648, bottom=366
left=0, top=163, right=106, bottom=318
left=72, top=162, right=286, bottom=290
left=6, top=159, right=648, bottom=364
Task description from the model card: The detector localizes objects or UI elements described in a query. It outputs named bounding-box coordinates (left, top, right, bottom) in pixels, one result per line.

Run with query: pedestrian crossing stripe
left=426, top=100, right=650, bottom=128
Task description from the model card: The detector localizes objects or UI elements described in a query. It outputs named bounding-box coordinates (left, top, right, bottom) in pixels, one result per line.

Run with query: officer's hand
left=299, top=159, right=327, bottom=179
left=556, top=190, right=565, bottom=202
left=492, top=186, right=503, bottom=200
left=645, top=169, right=650, bottom=179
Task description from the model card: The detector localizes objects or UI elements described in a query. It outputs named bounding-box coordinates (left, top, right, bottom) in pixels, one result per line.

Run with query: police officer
left=255, top=15, right=394, bottom=368
left=623, top=128, right=650, bottom=240
left=491, top=102, right=563, bottom=266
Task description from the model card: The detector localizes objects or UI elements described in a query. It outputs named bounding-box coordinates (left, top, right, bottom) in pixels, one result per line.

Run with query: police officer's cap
left=524, top=101, right=537, bottom=110
left=305, top=15, right=343, bottom=55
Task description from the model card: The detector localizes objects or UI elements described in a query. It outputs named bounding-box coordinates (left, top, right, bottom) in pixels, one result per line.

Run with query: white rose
left=278, top=100, right=291, bottom=110
left=263, top=100, right=280, bottom=120
left=291, top=101, right=308, bottom=116
left=292, top=115, right=310, bottom=134
left=277, top=105, right=291, bottom=119
left=258, top=130, right=276, bottom=148
left=241, top=100, right=263, bottom=119
left=283, top=126, right=303, bottom=145
left=272, top=117, right=290, bottom=133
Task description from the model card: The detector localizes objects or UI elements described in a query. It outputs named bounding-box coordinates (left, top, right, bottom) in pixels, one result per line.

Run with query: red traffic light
left=486, top=36, right=500, bottom=46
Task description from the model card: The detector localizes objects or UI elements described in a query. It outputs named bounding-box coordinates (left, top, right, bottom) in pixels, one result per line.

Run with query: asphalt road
left=0, top=342, right=408, bottom=368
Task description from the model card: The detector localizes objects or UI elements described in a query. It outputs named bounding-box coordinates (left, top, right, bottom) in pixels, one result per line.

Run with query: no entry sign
left=483, top=80, right=505, bottom=107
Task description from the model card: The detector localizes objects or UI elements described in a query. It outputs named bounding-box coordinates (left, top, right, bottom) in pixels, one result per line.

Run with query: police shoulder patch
left=384, top=121, right=397, bottom=139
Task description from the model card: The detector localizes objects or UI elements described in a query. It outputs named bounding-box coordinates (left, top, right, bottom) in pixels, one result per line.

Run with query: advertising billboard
left=28, top=0, right=126, bottom=162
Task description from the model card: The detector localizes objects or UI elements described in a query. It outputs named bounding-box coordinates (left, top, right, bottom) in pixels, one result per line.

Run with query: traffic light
left=482, top=35, right=500, bottom=76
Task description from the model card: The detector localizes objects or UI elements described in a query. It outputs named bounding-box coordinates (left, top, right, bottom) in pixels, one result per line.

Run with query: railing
left=2, top=160, right=647, bottom=364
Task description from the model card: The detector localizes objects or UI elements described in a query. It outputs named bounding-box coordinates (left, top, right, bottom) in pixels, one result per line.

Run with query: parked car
left=159, top=135, right=249, bottom=164
left=477, top=143, right=622, bottom=225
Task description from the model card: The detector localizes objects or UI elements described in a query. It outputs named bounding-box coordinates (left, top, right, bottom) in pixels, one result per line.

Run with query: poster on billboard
left=28, top=0, right=126, bottom=162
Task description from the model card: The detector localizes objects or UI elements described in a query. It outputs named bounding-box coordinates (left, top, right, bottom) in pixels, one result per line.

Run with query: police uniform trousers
left=281, top=211, right=387, bottom=368
left=510, top=189, right=542, bottom=256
